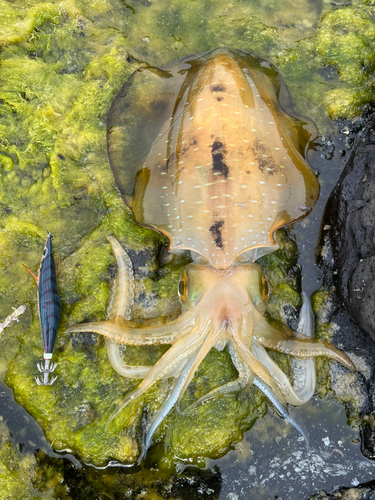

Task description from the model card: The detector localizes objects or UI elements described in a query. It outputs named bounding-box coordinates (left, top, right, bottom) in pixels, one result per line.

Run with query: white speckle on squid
left=211, top=195, right=219, bottom=199
left=248, top=214, right=254, bottom=218
left=180, top=199, right=185, bottom=203
left=252, top=129, right=257, bottom=132
left=162, top=186, right=167, bottom=189
left=179, top=161, right=184, bottom=165
left=194, top=148, right=199, bottom=151
left=163, top=203, right=170, bottom=207
left=249, top=200, right=258, bottom=204
left=277, top=184, right=282, bottom=187
left=269, top=121, right=274, bottom=124
left=187, top=215, right=193, bottom=218
left=248, top=229, right=254, bottom=232
left=259, top=181, right=265, bottom=185
left=178, top=181, right=183, bottom=185
left=195, top=165, right=202, bottom=169
left=195, top=185, right=202, bottom=189
left=195, top=201, right=202, bottom=204
left=271, top=201, right=277, bottom=204
left=243, top=139, right=249, bottom=143
left=175, top=216, right=180, bottom=220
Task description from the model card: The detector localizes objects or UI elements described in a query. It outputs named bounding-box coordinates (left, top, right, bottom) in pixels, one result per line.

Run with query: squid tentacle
left=258, top=335, right=355, bottom=371
left=251, top=341, right=309, bottom=406
left=179, top=341, right=254, bottom=414
left=65, top=307, right=198, bottom=346
left=252, top=375, right=309, bottom=445
left=251, top=293, right=316, bottom=406
left=143, top=352, right=199, bottom=453
left=230, top=321, right=286, bottom=404
left=230, top=337, right=309, bottom=444
left=106, top=339, right=151, bottom=379
left=291, top=291, right=316, bottom=402
left=106, top=236, right=135, bottom=321
left=174, top=322, right=224, bottom=414
left=105, top=238, right=153, bottom=378
left=106, top=319, right=211, bottom=429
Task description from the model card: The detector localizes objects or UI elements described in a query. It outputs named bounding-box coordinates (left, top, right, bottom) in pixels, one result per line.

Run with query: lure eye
left=42, top=247, right=49, bottom=259
left=178, top=270, right=188, bottom=303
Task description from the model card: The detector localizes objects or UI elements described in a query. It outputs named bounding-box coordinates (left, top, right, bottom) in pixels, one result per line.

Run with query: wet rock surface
left=308, top=482, right=375, bottom=500
left=318, top=116, right=375, bottom=462
left=322, top=116, right=375, bottom=342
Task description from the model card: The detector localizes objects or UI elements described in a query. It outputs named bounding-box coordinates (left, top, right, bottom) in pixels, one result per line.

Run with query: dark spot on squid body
left=209, top=220, right=225, bottom=249
left=211, top=140, right=229, bottom=178
left=211, top=84, right=226, bottom=92
left=251, top=137, right=278, bottom=175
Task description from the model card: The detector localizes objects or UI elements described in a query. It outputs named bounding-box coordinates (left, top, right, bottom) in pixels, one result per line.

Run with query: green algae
left=0, top=0, right=374, bottom=476
left=316, top=4, right=375, bottom=119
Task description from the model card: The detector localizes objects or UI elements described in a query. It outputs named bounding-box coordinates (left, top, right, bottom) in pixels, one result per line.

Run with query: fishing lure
left=24, top=232, right=60, bottom=385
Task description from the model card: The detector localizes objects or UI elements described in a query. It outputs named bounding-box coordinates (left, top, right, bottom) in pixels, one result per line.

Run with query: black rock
left=322, top=118, right=375, bottom=343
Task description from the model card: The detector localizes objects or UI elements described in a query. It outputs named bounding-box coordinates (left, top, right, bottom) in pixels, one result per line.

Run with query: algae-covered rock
left=312, top=287, right=371, bottom=428
left=0, top=0, right=374, bottom=472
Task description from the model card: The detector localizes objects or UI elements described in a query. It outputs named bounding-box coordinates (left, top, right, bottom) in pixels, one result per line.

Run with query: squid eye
left=178, top=270, right=188, bottom=303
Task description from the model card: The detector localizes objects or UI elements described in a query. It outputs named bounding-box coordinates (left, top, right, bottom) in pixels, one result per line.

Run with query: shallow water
left=1, top=0, right=375, bottom=498
left=218, top=398, right=375, bottom=499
